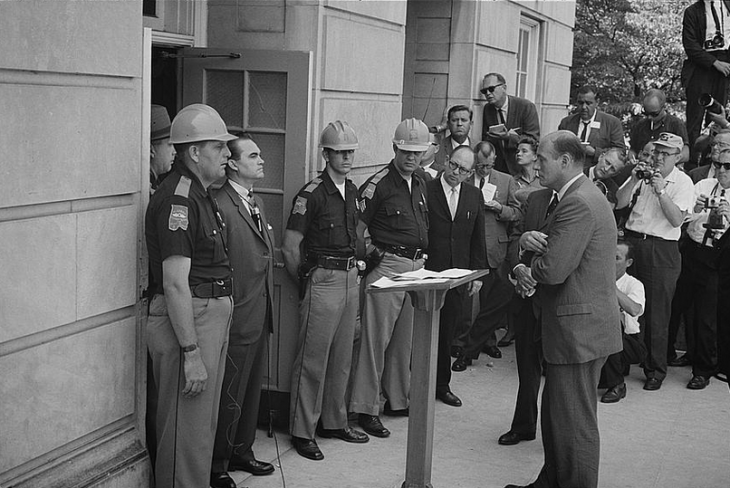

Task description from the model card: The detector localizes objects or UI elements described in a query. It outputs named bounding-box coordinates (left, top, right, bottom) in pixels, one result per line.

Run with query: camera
left=704, top=33, right=725, bottom=50
left=699, top=93, right=724, bottom=115
left=706, top=196, right=720, bottom=209
left=635, top=167, right=656, bottom=182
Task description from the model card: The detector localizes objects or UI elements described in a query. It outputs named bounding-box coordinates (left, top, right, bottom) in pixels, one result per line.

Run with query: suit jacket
left=682, top=0, right=717, bottom=86
left=530, top=175, right=622, bottom=364
left=482, top=96, right=540, bottom=176
left=425, top=178, right=486, bottom=272
left=689, top=163, right=711, bottom=183
left=557, top=111, right=625, bottom=168
left=214, top=181, right=275, bottom=345
left=468, top=170, right=522, bottom=268
left=433, top=135, right=476, bottom=170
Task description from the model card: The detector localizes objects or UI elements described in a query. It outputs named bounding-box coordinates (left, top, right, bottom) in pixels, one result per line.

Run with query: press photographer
left=615, top=132, right=695, bottom=391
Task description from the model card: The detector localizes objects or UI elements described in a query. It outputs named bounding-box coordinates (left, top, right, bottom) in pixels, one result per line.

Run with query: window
left=143, top=0, right=156, bottom=17
left=516, top=16, right=540, bottom=100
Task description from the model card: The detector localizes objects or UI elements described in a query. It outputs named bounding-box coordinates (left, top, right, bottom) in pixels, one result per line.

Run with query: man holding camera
left=682, top=0, right=730, bottom=165
left=616, top=132, right=695, bottom=391
left=667, top=149, right=730, bottom=390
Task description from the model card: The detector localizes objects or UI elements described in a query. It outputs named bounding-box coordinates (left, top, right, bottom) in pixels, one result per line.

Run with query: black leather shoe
left=436, top=389, right=462, bottom=407
left=383, top=401, right=409, bottom=417
left=316, top=426, right=369, bottom=443
left=210, top=471, right=236, bottom=488
left=669, top=355, right=692, bottom=367
left=292, top=437, right=324, bottom=461
left=452, top=356, right=472, bottom=371
left=228, top=457, right=274, bottom=476
left=687, top=375, right=710, bottom=390
left=498, top=431, right=536, bottom=445
left=484, top=345, right=502, bottom=358
left=450, top=345, right=464, bottom=358
left=600, top=383, right=627, bottom=403
left=643, top=377, right=663, bottom=391
left=358, top=414, right=390, bottom=438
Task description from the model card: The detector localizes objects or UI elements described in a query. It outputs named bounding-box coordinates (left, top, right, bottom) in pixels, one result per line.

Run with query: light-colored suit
left=558, top=111, right=625, bottom=168
left=529, top=175, right=621, bottom=488
left=211, top=181, right=274, bottom=470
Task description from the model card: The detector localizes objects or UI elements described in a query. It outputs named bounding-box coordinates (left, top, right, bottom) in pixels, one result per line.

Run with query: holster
left=297, top=260, right=317, bottom=299
left=363, top=246, right=385, bottom=276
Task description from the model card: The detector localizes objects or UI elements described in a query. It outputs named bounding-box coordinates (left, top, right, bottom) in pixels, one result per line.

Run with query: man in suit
left=497, top=187, right=552, bottom=447
left=505, top=131, right=622, bottom=488
left=682, top=0, right=730, bottom=164
left=434, top=105, right=476, bottom=169
left=481, top=72, right=540, bottom=176
left=557, top=86, right=625, bottom=170
left=426, top=145, right=486, bottom=407
left=452, top=141, right=521, bottom=370
left=210, top=133, right=276, bottom=487
left=282, top=121, right=369, bottom=460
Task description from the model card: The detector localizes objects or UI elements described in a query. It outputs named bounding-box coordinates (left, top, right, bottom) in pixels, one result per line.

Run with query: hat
left=392, top=118, right=430, bottom=152
left=151, top=104, right=172, bottom=142
left=653, top=132, right=683, bottom=151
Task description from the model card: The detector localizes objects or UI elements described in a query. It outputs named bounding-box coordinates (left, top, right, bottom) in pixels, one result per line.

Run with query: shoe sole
left=229, top=466, right=275, bottom=476
left=317, top=431, right=370, bottom=443
left=498, top=435, right=536, bottom=446
left=360, top=426, right=390, bottom=438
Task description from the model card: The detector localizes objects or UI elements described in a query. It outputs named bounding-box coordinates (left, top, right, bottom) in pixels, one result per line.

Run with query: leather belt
left=623, top=229, right=668, bottom=241
left=374, top=241, right=426, bottom=260
left=315, top=254, right=357, bottom=271
left=191, top=278, right=233, bottom=298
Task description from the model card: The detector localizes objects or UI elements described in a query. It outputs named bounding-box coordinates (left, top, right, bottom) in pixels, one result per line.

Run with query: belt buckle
left=346, top=256, right=355, bottom=269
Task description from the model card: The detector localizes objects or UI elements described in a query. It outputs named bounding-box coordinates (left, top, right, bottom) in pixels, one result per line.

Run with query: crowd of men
left=142, top=7, right=730, bottom=482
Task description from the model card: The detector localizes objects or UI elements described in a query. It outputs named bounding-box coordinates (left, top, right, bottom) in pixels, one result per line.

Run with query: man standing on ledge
left=282, top=121, right=369, bottom=461
left=145, top=104, right=236, bottom=488
left=481, top=72, right=540, bottom=176
left=505, top=131, right=621, bottom=488
left=350, top=118, right=430, bottom=438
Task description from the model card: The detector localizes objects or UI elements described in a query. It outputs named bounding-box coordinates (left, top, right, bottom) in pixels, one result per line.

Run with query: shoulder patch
left=174, top=176, right=192, bottom=198
left=292, top=196, right=308, bottom=215
left=362, top=168, right=389, bottom=200
left=169, top=204, right=189, bottom=231
left=304, top=177, right=323, bottom=193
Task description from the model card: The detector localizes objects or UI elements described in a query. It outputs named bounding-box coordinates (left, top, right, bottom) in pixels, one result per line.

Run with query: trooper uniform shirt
left=146, top=162, right=231, bottom=293
left=287, top=170, right=358, bottom=257
left=359, top=161, right=429, bottom=249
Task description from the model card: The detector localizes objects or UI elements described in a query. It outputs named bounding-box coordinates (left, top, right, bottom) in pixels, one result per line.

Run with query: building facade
left=0, top=1, right=574, bottom=486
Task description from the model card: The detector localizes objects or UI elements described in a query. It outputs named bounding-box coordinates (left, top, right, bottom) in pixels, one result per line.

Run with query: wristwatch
left=181, top=343, right=198, bottom=353
left=657, top=188, right=666, bottom=196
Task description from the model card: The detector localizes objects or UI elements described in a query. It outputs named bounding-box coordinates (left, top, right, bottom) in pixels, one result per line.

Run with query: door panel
left=182, top=48, right=311, bottom=392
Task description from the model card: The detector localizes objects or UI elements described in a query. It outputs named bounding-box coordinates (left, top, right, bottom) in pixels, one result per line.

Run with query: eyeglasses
left=652, top=149, right=680, bottom=159
left=712, top=161, right=730, bottom=171
left=480, top=83, right=505, bottom=95
left=448, top=159, right=474, bottom=175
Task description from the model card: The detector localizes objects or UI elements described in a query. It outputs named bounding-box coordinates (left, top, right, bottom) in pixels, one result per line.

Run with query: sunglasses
left=713, top=161, right=730, bottom=171
left=642, top=108, right=662, bottom=118
left=448, top=159, right=473, bottom=175
left=480, top=83, right=505, bottom=95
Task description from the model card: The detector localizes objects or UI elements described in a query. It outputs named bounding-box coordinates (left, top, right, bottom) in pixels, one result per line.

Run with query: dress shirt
left=579, top=110, right=597, bottom=143
left=440, top=175, right=461, bottom=220
left=229, top=179, right=254, bottom=215
left=557, top=173, right=583, bottom=201
left=704, top=0, right=730, bottom=50
left=624, top=166, right=695, bottom=240
left=616, top=272, right=645, bottom=335
left=450, top=136, right=471, bottom=150
left=686, top=177, right=730, bottom=244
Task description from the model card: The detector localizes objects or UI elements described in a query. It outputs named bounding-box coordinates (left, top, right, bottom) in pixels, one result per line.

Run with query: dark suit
left=504, top=188, right=553, bottom=438
left=455, top=170, right=521, bottom=357
left=558, top=111, right=625, bottom=168
left=482, top=96, right=540, bottom=176
left=426, top=177, right=486, bottom=392
left=682, top=0, right=730, bottom=156
left=530, top=175, right=621, bottom=488
left=689, top=163, right=711, bottom=183
left=211, top=181, right=274, bottom=471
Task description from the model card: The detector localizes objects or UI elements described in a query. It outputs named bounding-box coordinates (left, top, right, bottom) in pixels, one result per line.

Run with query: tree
left=572, top=0, right=685, bottom=104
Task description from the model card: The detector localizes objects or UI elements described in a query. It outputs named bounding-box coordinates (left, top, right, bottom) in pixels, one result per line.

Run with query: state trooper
left=349, top=118, right=430, bottom=438
left=282, top=121, right=369, bottom=461
left=145, top=103, right=236, bottom=488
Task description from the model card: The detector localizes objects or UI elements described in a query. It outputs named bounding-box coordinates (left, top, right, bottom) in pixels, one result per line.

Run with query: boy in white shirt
left=600, top=239, right=647, bottom=403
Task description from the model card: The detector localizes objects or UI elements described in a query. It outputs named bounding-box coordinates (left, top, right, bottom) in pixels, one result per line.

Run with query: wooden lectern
left=367, top=269, right=488, bottom=488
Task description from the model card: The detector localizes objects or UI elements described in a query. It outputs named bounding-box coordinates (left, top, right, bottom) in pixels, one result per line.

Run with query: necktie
left=497, top=108, right=506, bottom=125
left=580, top=121, right=589, bottom=142
left=247, top=192, right=263, bottom=233
left=545, top=193, right=559, bottom=219
left=479, top=177, right=485, bottom=189
left=449, top=188, right=458, bottom=220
